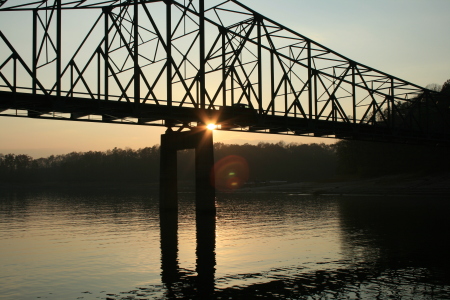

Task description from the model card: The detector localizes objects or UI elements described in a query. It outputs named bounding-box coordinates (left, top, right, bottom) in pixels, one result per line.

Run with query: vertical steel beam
left=307, top=40, right=312, bottom=119
left=331, top=95, right=337, bottom=122
left=222, top=30, right=226, bottom=107
left=271, top=50, right=274, bottom=115
left=32, top=9, right=37, bottom=95
left=284, top=77, right=287, bottom=116
left=13, top=56, right=16, bottom=93
left=97, top=51, right=101, bottom=99
left=390, top=77, right=394, bottom=128
left=104, top=8, right=109, bottom=101
left=134, top=0, right=140, bottom=105
left=372, top=97, right=376, bottom=125
left=314, top=71, right=318, bottom=120
left=257, top=17, right=262, bottom=114
left=166, top=0, right=172, bottom=108
left=56, top=0, right=61, bottom=97
left=231, top=68, right=234, bottom=106
left=425, top=91, right=429, bottom=136
left=352, top=64, right=356, bottom=123
left=199, top=0, right=206, bottom=109
left=70, top=62, right=73, bottom=97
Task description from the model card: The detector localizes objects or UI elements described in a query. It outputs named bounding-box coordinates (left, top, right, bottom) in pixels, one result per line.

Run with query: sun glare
left=207, top=123, right=217, bottom=130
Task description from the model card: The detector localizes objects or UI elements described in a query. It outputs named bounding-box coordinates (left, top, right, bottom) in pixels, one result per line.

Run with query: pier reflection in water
left=1, top=191, right=450, bottom=299
left=160, top=209, right=216, bottom=299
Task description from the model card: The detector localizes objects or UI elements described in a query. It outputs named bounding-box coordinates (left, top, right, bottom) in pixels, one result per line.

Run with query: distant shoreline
left=236, top=172, right=450, bottom=196
left=1, top=172, right=449, bottom=196
left=0, top=181, right=159, bottom=192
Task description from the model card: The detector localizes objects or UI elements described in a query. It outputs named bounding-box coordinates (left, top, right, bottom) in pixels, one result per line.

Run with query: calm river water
left=1, top=189, right=449, bottom=299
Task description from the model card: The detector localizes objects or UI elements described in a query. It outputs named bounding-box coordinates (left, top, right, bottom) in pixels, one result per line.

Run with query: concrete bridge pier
left=159, top=126, right=216, bottom=213
left=159, top=126, right=216, bottom=296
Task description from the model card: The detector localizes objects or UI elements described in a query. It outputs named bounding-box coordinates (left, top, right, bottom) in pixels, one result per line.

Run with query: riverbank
left=237, top=172, right=450, bottom=196
left=0, top=181, right=159, bottom=193
left=1, top=172, right=449, bottom=196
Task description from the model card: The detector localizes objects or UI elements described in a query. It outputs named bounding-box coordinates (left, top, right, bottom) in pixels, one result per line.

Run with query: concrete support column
left=195, top=128, right=216, bottom=213
left=160, top=129, right=178, bottom=212
left=159, top=127, right=216, bottom=213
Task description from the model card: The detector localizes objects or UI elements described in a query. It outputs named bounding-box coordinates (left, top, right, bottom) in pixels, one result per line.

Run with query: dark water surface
left=1, top=190, right=449, bottom=299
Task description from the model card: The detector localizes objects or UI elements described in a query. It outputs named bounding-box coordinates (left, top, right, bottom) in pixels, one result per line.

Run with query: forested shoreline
left=1, top=140, right=448, bottom=187
left=0, top=143, right=336, bottom=185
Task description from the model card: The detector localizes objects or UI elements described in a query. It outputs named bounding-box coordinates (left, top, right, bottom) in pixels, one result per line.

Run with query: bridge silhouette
left=1, top=0, right=449, bottom=212
left=1, top=0, right=448, bottom=143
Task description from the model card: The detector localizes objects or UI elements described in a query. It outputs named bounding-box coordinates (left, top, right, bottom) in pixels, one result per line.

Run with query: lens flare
left=212, top=155, right=249, bottom=192
left=207, top=123, right=217, bottom=130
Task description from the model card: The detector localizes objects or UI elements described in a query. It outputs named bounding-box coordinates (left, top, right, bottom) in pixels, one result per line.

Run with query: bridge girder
left=0, top=0, right=449, bottom=144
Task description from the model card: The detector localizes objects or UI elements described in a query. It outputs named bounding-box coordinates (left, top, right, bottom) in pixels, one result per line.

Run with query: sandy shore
left=236, top=172, right=450, bottom=196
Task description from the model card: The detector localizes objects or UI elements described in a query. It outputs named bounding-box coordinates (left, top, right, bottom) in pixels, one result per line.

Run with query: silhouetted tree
left=335, top=139, right=450, bottom=178
left=0, top=142, right=337, bottom=185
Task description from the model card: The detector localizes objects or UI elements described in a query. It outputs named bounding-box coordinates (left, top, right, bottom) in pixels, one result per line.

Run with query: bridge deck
left=1, top=91, right=446, bottom=145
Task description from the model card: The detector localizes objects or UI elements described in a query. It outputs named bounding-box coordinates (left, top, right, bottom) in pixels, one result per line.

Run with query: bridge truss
left=0, top=0, right=449, bottom=144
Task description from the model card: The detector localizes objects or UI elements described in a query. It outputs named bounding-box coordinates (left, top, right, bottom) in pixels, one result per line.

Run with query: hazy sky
left=1, top=0, right=449, bottom=158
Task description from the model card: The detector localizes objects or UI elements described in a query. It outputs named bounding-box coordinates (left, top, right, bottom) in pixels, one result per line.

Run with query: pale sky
left=1, top=0, right=449, bottom=158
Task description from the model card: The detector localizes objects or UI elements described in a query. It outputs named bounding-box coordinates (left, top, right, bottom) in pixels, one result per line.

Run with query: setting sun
left=207, top=123, right=217, bottom=130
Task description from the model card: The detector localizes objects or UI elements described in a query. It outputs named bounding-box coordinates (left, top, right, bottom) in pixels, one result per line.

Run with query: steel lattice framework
left=0, top=0, right=449, bottom=144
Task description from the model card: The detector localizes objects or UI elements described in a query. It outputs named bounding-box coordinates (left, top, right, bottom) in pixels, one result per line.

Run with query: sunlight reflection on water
left=1, top=190, right=449, bottom=299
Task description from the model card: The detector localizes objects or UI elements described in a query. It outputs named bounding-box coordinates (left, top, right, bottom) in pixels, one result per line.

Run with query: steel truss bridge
left=0, top=0, right=449, bottom=144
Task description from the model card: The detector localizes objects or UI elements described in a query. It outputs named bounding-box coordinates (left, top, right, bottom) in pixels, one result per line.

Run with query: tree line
left=1, top=139, right=449, bottom=186
left=335, top=140, right=449, bottom=178
left=0, top=142, right=337, bottom=185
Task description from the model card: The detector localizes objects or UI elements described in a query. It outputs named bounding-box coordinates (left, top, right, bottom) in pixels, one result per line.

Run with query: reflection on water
left=1, top=190, right=450, bottom=299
